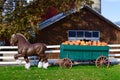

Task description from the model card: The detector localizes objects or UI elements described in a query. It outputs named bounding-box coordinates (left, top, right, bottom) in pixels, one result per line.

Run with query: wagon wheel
left=95, top=56, right=110, bottom=68
left=63, top=58, right=72, bottom=68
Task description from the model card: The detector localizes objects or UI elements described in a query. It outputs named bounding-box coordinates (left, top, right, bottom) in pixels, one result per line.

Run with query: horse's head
left=10, top=34, right=18, bottom=46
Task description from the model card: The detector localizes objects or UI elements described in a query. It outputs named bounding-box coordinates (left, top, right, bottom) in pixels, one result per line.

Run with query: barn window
left=77, top=31, right=84, bottom=37
left=68, top=31, right=76, bottom=37
left=93, top=31, right=99, bottom=37
left=68, top=30, right=100, bottom=41
left=85, top=31, right=92, bottom=37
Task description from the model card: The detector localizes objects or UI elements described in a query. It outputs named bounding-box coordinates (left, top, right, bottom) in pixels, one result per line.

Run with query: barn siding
left=36, top=7, right=120, bottom=45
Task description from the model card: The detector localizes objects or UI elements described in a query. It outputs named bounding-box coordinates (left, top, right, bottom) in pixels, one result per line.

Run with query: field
left=0, top=64, right=120, bottom=80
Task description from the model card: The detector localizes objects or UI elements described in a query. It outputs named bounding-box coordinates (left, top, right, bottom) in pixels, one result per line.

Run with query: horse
left=10, top=33, right=48, bottom=69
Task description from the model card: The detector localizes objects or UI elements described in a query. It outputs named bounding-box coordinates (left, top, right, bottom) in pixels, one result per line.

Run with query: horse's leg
left=24, top=56, right=31, bottom=69
left=42, top=54, right=49, bottom=69
left=14, top=54, right=23, bottom=64
left=38, top=54, right=43, bottom=68
left=24, top=56, right=29, bottom=63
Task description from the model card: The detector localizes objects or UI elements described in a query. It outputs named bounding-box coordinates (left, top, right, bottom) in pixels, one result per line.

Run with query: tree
left=0, top=0, right=94, bottom=44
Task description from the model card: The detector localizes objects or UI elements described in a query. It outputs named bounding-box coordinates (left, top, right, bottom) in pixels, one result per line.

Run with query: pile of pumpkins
left=62, top=40, right=108, bottom=46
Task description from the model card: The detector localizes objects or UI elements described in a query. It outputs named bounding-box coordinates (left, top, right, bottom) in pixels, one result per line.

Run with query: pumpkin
left=81, top=40, right=86, bottom=45
left=97, top=41, right=101, bottom=46
left=92, top=41, right=97, bottom=46
left=69, top=42, right=74, bottom=45
left=61, top=40, right=108, bottom=46
left=88, top=41, right=92, bottom=46
left=101, top=42, right=108, bottom=46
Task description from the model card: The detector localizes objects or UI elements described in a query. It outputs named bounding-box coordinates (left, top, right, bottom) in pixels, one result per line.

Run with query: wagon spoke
left=103, top=59, right=108, bottom=63
left=96, top=62, right=101, bottom=66
left=104, top=59, right=110, bottom=67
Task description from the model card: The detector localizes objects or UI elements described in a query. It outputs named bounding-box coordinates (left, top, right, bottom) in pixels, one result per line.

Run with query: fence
left=0, top=44, right=120, bottom=65
left=0, top=45, right=60, bottom=65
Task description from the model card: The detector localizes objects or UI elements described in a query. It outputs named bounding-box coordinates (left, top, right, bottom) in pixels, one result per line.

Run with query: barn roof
left=39, top=5, right=120, bottom=30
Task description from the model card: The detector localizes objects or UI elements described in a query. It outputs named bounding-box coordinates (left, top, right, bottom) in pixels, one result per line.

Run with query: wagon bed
left=60, top=44, right=110, bottom=68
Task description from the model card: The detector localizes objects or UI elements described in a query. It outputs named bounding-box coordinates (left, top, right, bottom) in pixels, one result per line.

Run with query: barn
left=35, top=5, right=120, bottom=45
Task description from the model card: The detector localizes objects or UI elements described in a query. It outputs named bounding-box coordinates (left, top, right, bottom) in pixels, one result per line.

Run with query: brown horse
left=10, top=33, right=48, bottom=69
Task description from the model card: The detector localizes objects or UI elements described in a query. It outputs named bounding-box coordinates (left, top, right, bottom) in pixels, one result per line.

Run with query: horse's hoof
left=43, top=62, right=49, bottom=69
left=38, top=61, right=43, bottom=68
left=16, top=59, right=22, bottom=64
left=25, top=63, right=30, bottom=69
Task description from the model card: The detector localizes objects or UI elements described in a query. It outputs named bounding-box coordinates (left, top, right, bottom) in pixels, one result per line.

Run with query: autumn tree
left=0, top=0, right=94, bottom=45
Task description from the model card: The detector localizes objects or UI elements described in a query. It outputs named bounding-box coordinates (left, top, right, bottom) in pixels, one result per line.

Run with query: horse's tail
left=43, top=43, right=47, bottom=49
left=37, top=43, right=47, bottom=55
left=42, top=43, right=47, bottom=52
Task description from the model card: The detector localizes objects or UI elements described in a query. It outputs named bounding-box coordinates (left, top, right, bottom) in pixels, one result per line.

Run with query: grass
left=0, top=64, right=120, bottom=80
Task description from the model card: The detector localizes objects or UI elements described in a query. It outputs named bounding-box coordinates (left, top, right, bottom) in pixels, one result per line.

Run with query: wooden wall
left=35, top=7, right=120, bottom=45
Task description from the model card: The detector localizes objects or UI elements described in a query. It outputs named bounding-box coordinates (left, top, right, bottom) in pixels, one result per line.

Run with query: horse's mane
left=16, top=33, right=28, bottom=42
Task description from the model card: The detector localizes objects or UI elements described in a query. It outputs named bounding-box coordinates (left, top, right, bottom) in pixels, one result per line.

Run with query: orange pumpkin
left=69, top=42, right=74, bottom=45
left=101, top=42, right=108, bottom=46
left=81, top=40, right=86, bottom=45
left=92, top=41, right=97, bottom=46
left=88, top=41, right=92, bottom=46
left=97, top=41, right=101, bottom=46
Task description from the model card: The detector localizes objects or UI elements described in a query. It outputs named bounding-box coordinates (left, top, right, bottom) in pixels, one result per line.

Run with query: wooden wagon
left=60, top=44, right=110, bottom=68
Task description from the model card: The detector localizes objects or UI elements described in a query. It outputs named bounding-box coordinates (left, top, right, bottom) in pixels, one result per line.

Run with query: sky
left=101, top=0, right=120, bottom=22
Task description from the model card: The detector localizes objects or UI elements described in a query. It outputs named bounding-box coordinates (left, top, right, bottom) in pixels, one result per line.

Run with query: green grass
left=0, top=64, right=120, bottom=80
